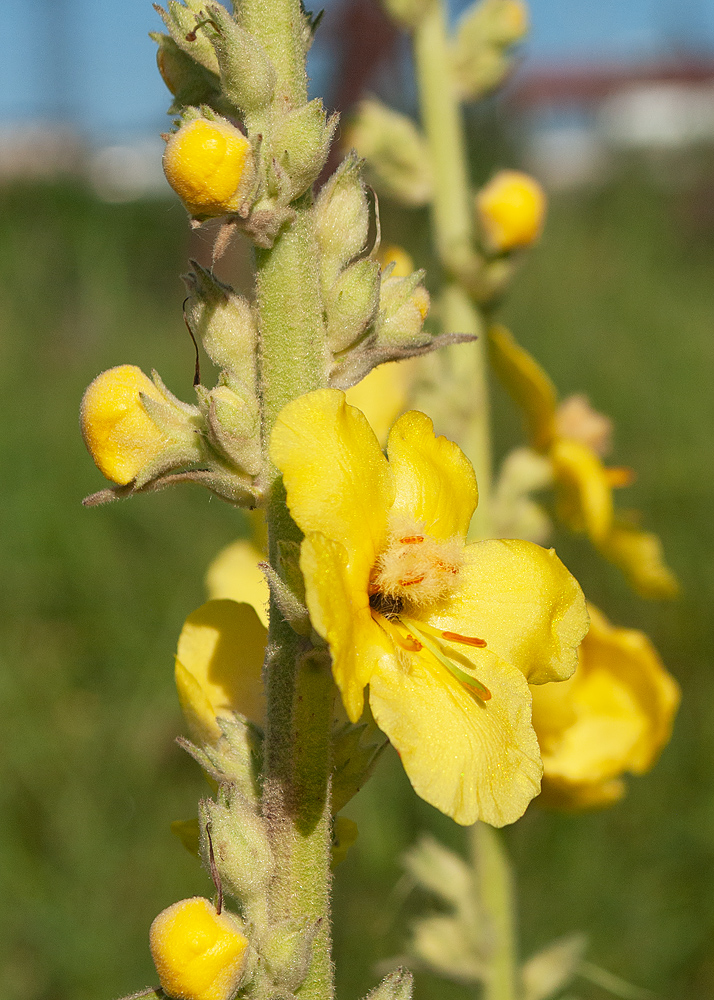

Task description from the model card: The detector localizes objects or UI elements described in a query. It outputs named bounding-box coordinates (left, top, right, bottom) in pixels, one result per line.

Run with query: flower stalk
left=412, top=0, right=493, bottom=539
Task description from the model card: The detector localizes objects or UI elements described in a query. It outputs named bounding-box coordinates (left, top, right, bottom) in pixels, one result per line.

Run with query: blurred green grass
left=1, top=170, right=713, bottom=1000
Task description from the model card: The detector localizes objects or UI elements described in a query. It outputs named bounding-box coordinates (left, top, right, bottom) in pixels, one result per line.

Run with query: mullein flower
left=80, top=364, right=202, bottom=486
left=531, top=604, right=680, bottom=808
left=150, top=896, right=249, bottom=1000
left=489, top=324, right=679, bottom=596
left=476, top=170, right=546, bottom=254
left=163, top=115, right=255, bottom=220
left=270, top=389, right=588, bottom=826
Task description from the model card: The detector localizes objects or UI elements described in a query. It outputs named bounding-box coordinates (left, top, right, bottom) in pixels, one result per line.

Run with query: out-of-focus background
left=2, top=1, right=714, bottom=998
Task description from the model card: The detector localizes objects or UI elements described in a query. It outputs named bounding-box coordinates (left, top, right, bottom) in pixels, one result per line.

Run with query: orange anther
left=606, top=466, right=637, bottom=489
left=399, top=574, right=426, bottom=587
left=465, top=680, right=492, bottom=701
left=399, top=634, right=423, bottom=652
left=399, top=535, right=424, bottom=544
left=441, top=630, right=488, bottom=648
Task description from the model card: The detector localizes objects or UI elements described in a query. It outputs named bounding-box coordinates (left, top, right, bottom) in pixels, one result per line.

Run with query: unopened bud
left=476, top=170, right=546, bottom=253
left=326, top=258, right=381, bottom=352
left=150, top=896, right=249, bottom=1000
left=163, top=116, right=255, bottom=220
left=315, top=154, right=370, bottom=288
left=152, top=32, right=222, bottom=110
left=268, top=99, right=337, bottom=202
left=183, top=264, right=258, bottom=391
left=80, top=365, right=201, bottom=486
left=348, top=99, right=433, bottom=206
left=202, top=2, right=276, bottom=115
left=204, top=385, right=262, bottom=475
left=453, top=0, right=528, bottom=97
left=376, top=273, right=430, bottom=347
left=155, top=0, right=221, bottom=75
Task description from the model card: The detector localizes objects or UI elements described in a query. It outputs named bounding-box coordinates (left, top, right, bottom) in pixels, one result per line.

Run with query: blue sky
left=3, top=0, right=714, bottom=139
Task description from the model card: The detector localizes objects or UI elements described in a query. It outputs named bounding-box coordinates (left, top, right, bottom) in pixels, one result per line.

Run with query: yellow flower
left=175, top=598, right=268, bottom=744
left=80, top=365, right=170, bottom=486
left=270, top=389, right=588, bottom=826
left=489, top=325, right=678, bottom=595
left=345, top=357, right=422, bottom=447
left=531, top=604, right=680, bottom=808
left=163, top=117, right=254, bottom=219
left=476, top=170, right=546, bottom=253
left=150, top=896, right=249, bottom=1000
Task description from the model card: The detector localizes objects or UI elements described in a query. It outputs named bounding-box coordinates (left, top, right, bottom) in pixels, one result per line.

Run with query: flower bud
left=183, top=264, right=258, bottom=392
left=199, top=793, right=274, bottom=906
left=348, top=99, right=433, bottom=206
left=163, top=116, right=255, bottom=220
left=202, top=2, right=276, bottom=114
left=382, top=0, right=434, bottom=29
left=156, top=0, right=221, bottom=75
left=152, top=32, right=222, bottom=111
left=326, top=258, right=381, bottom=352
left=476, top=170, right=546, bottom=253
left=315, top=154, right=370, bottom=289
left=376, top=273, right=430, bottom=348
left=268, top=99, right=337, bottom=202
left=204, top=385, right=262, bottom=476
left=452, top=0, right=528, bottom=97
left=150, top=896, right=249, bottom=1000
left=80, top=365, right=200, bottom=486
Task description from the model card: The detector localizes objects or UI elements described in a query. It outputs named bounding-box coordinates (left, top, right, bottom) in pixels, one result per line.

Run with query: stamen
left=399, top=535, right=424, bottom=544
left=403, top=619, right=492, bottom=702
left=441, top=630, right=487, bottom=648
left=398, top=574, right=426, bottom=587
left=372, top=610, right=423, bottom=652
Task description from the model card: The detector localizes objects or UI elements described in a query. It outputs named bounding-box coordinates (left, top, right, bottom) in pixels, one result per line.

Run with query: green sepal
left=331, top=721, right=388, bottom=814
left=183, top=263, right=258, bottom=393
left=199, top=788, right=274, bottom=910
left=154, top=0, right=220, bottom=74
left=197, top=384, right=263, bottom=477
left=201, top=2, right=277, bottom=116
left=262, top=560, right=311, bottom=637
left=151, top=32, right=224, bottom=113
left=363, top=968, right=414, bottom=1000
left=315, top=153, right=370, bottom=290
left=179, top=713, right=264, bottom=806
left=277, top=539, right=306, bottom=607
left=260, top=918, right=320, bottom=992
left=268, top=100, right=338, bottom=202
left=326, top=258, right=381, bottom=353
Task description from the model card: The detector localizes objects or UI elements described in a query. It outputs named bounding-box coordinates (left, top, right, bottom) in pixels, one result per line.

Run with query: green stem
left=470, top=823, right=518, bottom=1000
left=412, top=0, right=493, bottom=538
left=255, top=206, right=334, bottom=1000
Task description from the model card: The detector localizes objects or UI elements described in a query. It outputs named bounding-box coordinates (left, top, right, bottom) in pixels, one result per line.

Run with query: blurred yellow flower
left=531, top=604, right=680, bottom=808
left=150, top=896, right=249, bottom=1000
left=489, top=324, right=678, bottom=596
left=163, top=117, right=254, bottom=219
left=377, top=244, right=415, bottom=277
left=345, top=357, right=422, bottom=447
left=175, top=598, right=267, bottom=744
left=270, top=389, right=588, bottom=826
left=476, top=170, right=546, bottom=253
left=80, top=365, right=169, bottom=486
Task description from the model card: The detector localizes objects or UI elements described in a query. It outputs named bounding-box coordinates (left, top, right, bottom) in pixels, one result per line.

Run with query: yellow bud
left=412, top=285, right=430, bottom=320
left=163, top=118, right=254, bottom=218
left=476, top=169, right=546, bottom=253
left=377, top=244, right=414, bottom=278
left=150, top=897, right=249, bottom=1000
left=80, top=365, right=168, bottom=485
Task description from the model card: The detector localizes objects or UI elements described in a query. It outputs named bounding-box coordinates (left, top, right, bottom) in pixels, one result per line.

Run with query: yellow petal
left=476, top=170, right=546, bottom=253
left=80, top=365, right=169, bottom=485
left=531, top=604, right=680, bottom=809
left=386, top=410, right=478, bottom=540
left=270, top=389, right=394, bottom=586
left=300, top=532, right=395, bottom=722
left=150, top=897, right=249, bottom=1000
left=205, top=540, right=269, bottom=627
left=368, top=648, right=542, bottom=827
left=175, top=658, right=224, bottom=745
left=598, top=523, right=680, bottom=599
left=550, top=438, right=614, bottom=544
left=426, top=539, right=588, bottom=684
left=163, top=118, right=253, bottom=218
left=177, top=599, right=267, bottom=727
left=488, top=325, right=557, bottom=451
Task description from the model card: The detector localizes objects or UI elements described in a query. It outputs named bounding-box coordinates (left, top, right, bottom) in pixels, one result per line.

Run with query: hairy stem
left=412, top=0, right=492, bottom=538
left=471, top=823, right=518, bottom=1000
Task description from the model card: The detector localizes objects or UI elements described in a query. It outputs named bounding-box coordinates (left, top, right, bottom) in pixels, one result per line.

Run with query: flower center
left=369, top=519, right=463, bottom=610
